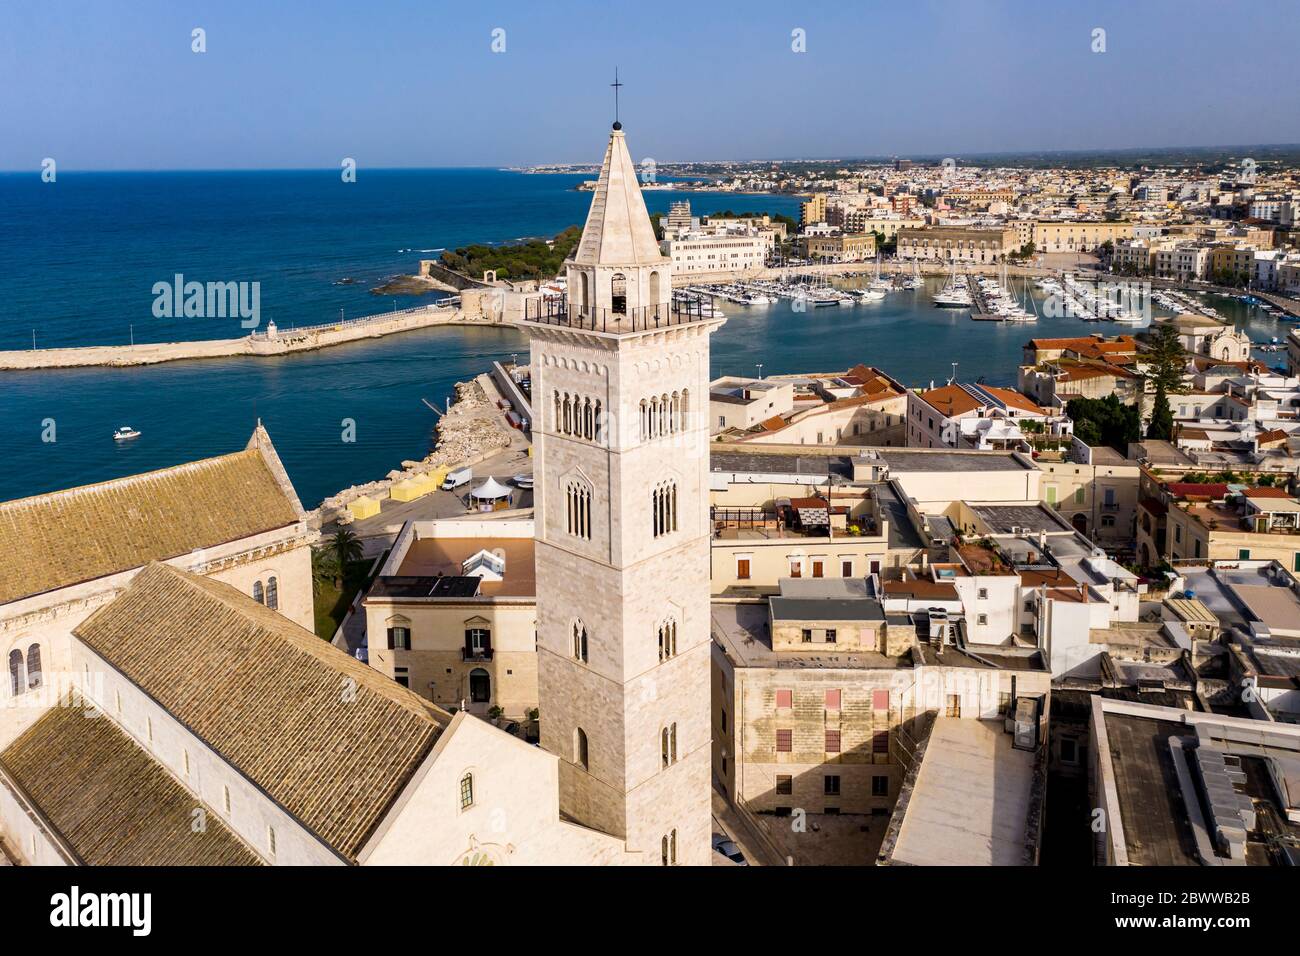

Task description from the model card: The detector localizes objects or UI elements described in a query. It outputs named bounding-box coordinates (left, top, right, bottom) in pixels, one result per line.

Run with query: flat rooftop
left=971, top=503, right=1073, bottom=535
left=879, top=450, right=1031, bottom=474
left=711, top=601, right=906, bottom=670
left=394, top=536, right=535, bottom=597
left=710, top=450, right=853, bottom=480
left=889, top=718, right=1035, bottom=866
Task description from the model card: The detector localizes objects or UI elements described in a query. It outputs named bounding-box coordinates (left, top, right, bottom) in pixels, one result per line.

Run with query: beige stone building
left=0, top=425, right=313, bottom=753
left=896, top=226, right=1018, bottom=263
left=804, top=232, right=877, bottom=263
left=1031, top=221, right=1134, bottom=254
left=522, top=121, right=721, bottom=865
left=362, top=517, right=539, bottom=719
left=0, top=563, right=635, bottom=866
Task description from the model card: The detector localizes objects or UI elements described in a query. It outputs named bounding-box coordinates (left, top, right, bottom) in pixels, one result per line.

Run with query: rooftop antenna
left=611, top=68, right=623, bottom=129
left=949, top=361, right=958, bottom=385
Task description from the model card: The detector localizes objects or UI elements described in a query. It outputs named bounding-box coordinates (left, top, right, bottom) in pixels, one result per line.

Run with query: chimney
left=1039, top=529, right=1048, bottom=550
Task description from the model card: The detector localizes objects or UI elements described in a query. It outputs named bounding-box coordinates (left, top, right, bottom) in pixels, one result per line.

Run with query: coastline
left=0, top=302, right=498, bottom=371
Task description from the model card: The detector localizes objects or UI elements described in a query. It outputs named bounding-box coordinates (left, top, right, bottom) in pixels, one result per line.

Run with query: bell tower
left=523, top=120, right=721, bottom=866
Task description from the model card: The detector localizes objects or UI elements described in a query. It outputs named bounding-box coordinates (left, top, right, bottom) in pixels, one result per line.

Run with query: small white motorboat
left=113, top=426, right=141, bottom=441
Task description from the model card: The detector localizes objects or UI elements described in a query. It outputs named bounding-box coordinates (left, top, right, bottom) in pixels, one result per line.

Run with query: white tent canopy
left=469, top=477, right=513, bottom=500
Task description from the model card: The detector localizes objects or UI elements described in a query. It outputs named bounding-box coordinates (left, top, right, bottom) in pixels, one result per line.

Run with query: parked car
left=711, top=833, right=748, bottom=865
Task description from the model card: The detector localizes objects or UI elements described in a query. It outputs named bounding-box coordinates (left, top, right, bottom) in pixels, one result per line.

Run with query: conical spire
left=570, top=128, right=666, bottom=267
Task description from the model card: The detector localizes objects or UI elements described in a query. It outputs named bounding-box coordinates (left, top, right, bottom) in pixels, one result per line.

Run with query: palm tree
left=330, top=529, right=365, bottom=572
left=311, top=547, right=341, bottom=590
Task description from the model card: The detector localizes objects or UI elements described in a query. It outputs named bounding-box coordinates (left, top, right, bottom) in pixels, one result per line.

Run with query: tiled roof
left=1, top=700, right=260, bottom=866
left=0, top=436, right=302, bottom=605
left=74, top=563, right=449, bottom=861
left=917, top=384, right=982, bottom=417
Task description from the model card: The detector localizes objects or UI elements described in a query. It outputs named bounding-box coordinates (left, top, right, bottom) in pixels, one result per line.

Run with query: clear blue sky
left=3, top=0, right=1298, bottom=170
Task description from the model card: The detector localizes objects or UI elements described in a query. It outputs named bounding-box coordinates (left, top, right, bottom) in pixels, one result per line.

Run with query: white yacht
left=113, top=426, right=141, bottom=441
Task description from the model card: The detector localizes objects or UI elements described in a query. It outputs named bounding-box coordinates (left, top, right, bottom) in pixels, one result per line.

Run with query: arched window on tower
left=661, top=829, right=677, bottom=866
left=572, top=620, right=589, bottom=663
left=594, top=400, right=603, bottom=445
left=566, top=480, right=592, bottom=539
left=554, top=390, right=562, bottom=432
left=649, top=271, right=662, bottom=318
left=8, top=649, right=24, bottom=698
left=253, top=580, right=264, bottom=605
left=658, top=619, right=677, bottom=661
left=583, top=397, right=593, bottom=439
left=639, top=399, right=649, bottom=441
left=576, top=728, right=590, bottom=771
left=266, top=576, right=278, bottom=611
left=611, top=273, right=627, bottom=315
left=681, top=388, right=690, bottom=430
left=563, top=393, right=572, bottom=435
left=652, top=481, right=678, bottom=538
left=670, top=392, right=680, bottom=433
left=26, top=644, right=42, bottom=690
left=661, top=723, right=677, bottom=768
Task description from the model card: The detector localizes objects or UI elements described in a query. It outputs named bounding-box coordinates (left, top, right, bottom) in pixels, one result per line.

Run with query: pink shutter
left=776, top=689, right=792, bottom=709
left=872, top=689, right=890, bottom=711
left=825, top=689, right=841, bottom=710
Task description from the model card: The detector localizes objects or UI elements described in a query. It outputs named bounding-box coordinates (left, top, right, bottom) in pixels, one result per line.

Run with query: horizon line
left=5, top=140, right=1300, bottom=176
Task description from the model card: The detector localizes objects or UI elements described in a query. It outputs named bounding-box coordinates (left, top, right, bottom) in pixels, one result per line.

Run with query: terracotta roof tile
left=0, top=442, right=302, bottom=605
left=1, top=700, right=261, bottom=866
left=74, top=563, right=449, bottom=860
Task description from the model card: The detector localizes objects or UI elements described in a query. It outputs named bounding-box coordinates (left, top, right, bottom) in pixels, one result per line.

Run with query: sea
left=0, top=169, right=1291, bottom=507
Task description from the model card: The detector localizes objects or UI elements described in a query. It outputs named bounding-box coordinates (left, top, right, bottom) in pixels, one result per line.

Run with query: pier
left=0, top=302, right=485, bottom=371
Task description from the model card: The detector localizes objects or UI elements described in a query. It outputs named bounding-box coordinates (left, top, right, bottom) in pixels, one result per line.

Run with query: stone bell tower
left=522, top=120, right=722, bottom=865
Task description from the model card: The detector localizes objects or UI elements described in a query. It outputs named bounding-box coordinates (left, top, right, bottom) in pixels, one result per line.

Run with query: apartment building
left=896, top=226, right=1018, bottom=263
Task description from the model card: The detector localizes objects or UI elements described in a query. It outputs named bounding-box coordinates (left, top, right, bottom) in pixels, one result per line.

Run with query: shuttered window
left=825, top=689, right=841, bottom=710
left=776, top=729, right=792, bottom=752
left=872, top=689, right=890, bottom=711
left=825, top=730, right=841, bottom=753
left=775, top=689, right=792, bottom=709
left=872, top=731, right=889, bottom=754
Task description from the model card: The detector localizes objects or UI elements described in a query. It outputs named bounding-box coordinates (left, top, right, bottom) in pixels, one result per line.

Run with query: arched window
left=583, top=397, right=593, bottom=439
left=661, top=829, right=677, bottom=866
left=681, top=388, right=690, bottom=430
left=459, top=772, right=475, bottom=810
left=594, top=400, right=603, bottom=445
left=658, top=619, right=677, bottom=661
left=652, top=481, right=678, bottom=538
left=640, top=400, right=649, bottom=440
left=661, top=723, right=677, bottom=768
left=8, top=649, right=23, bottom=697
left=253, top=580, right=264, bottom=604
left=563, top=393, right=572, bottom=435
left=611, top=273, right=627, bottom=315
left=566, top=480, right=592, bottom=539
left=572, top=620, right=589, bottom=663
left=26, top=645, right=42, bottom=690
left=576, top=728, right=590, bottom=770
left=554, top=390, right=562, bottom=432
left=670, top=392, right=680, bottom=433
left=266, top=576, right=278, bottom=611
left=580, top=272, right=590, bottom=310
left=649, top=271, right=662, bottom=317
left=648, top=397, right=659, bottom=438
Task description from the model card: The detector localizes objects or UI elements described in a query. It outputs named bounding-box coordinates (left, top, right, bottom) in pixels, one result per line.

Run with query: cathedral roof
left=74, top=562, right=451, bottom=861
left=1, top=697, right=261, bottom=865
left=0, top=428, right=303, bottom=606
left=570, top=128, right=667, bottom=269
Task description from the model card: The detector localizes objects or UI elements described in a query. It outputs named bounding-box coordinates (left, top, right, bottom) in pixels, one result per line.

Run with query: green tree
left=1066, top=394, right=1141, bottom=453
left=1145, top=384, right=1174, bottom=440
left=311, top=547, right=340, bottom=589
left=1142, top=322, right=1189, bottom=395
left=330, top=528, right=364, bottom=571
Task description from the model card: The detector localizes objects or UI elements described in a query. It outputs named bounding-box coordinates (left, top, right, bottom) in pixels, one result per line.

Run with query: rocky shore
left=312, top=374, right=516, bottom=528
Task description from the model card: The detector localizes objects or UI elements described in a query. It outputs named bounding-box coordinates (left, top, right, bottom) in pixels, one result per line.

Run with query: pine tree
left=1146, top=383, right=1174, bottom=440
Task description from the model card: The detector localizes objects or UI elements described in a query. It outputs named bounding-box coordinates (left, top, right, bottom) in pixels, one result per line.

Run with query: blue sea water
left=0, top=169, right=1287, bottom=507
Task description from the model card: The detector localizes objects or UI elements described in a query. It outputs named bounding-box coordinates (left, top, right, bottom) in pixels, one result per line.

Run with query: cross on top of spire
left=611, top=68, right=623, bottom=130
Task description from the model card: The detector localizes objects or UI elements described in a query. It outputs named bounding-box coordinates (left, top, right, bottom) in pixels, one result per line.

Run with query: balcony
left=462, top=647, right=494, bottom=662
left=523, top=295, right=712, bottom=333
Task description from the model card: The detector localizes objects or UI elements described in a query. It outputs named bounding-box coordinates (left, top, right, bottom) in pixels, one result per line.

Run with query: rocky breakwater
left=313, top=375, right=516, bottom=528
